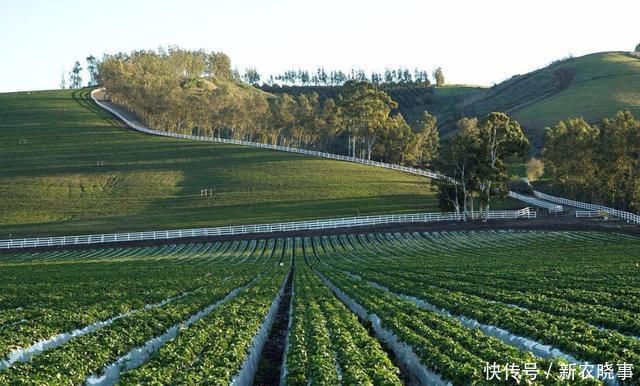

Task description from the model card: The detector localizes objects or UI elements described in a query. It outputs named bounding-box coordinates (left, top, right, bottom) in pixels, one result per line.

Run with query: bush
left=526, top=158, right=544, bottom=181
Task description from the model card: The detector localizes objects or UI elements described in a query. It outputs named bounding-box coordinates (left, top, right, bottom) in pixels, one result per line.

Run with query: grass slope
left=0, top=89, right=443, bottom=238
left=464, top=52, right=640, bottom=148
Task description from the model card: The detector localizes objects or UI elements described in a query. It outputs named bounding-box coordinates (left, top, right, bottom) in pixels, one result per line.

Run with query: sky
left=0, top=0, right=639, bottom=92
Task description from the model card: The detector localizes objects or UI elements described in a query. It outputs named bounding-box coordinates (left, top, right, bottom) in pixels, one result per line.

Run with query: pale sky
left=0, top=0, right=638, bottom=92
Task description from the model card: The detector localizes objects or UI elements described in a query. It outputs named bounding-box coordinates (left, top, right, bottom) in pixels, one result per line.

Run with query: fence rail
left=534, top=191, right=640, bottom=224
left=507, top=191, right=563, bottom=213
left=575, top=210, right=607, bottom=219
left=0, top=208, right=535, bottom=250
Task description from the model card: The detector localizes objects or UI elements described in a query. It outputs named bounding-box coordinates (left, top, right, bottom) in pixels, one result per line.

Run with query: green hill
left=0, top=89, right=440, bottom=238
left=461, top=52, right=640, bottom=148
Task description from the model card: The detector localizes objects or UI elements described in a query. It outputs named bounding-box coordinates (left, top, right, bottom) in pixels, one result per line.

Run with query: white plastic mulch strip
left=231, top=270, right=291, bottom=385
left=84, top=279, right=257, bottom=386
left=314, top=269, right=450, bottom=386
left=361, top=277, right=580, bottom=362
left=0, top=290, right=194, bottom=371
left=278, top=279, right=295, bottom=386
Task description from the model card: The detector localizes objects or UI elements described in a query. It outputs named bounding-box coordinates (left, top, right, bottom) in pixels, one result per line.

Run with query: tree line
left=262, top=66, right=444, bottom=88
left=542, top=110, right=640, bottom=212
left=98, top=48, right=441, bottom=166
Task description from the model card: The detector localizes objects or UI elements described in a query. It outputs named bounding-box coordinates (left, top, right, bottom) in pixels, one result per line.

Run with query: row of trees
left=262, top=66, right=444, bottom=88
left=435, top=112, right=529, bottom=220
left=99, top=49, right=441, bottom=167
left=543, top=110, right=640, bottom=212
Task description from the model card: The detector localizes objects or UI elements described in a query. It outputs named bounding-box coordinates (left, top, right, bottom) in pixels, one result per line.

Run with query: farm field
left=0, top=89, right=444, bottom=239
left=0, top=230, right=638, bottom=384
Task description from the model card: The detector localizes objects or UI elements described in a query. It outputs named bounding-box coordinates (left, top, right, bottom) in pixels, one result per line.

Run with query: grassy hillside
left=462, top=52, right=640, bottom=148
left=0, top=89, right=442, bottom=238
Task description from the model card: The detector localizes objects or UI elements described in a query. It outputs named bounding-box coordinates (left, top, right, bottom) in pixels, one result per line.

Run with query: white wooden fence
left=575, top=210, right=608, bottom=219
left=0, top=209, right=535, bottom=250
left=508, top=191, right=563, bottom=213
left=534, top=191, right=640, bottom=224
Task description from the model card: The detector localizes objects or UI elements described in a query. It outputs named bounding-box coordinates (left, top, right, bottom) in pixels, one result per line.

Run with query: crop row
left=285, top=240, right=402, bottom=385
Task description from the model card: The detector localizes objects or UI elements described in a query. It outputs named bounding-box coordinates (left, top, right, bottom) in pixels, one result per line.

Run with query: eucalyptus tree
left=86, top=55, right=100, bottom=86
left=435, top=118, right=481, bottom=220
left=543, top=117, right=600, bottom=201
left=319, top=98, right=342, bottom=151
left=243, top=68, right=260, bottom=84
left=433, top=67, right=445, bottom=87
left=476, top=112, right=529, bottom=219
left=415, top=111, right=440, bottom=167
left=69, top=61, right=83, bottom=89
left=207, top=52, right=233, bottom=79
left=340, top=81, right=398, bottom=159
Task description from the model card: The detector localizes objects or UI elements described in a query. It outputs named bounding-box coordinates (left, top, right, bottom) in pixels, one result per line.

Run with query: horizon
left=1, top=0, right=639, bottom=93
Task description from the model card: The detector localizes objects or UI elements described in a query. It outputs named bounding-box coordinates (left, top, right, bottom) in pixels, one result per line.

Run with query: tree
left=415, top=111, right=440, bottom=167
left=381, top=114, right=416, bottom=164
left=433, top=67, right=445, bottom=87
left=320, top=98, right=341, bottom=151
left=435, top=118, right=481, bottom=220
left=526, top=158, right=544, bottom=182
left=340, top=81, right=398, bottom=159
left=543, top=117, right=600, bottom=201
left=598, top=110, right=640, bottom=210
left=294, top=94, right=314, bottom=146
left=69, top=61, right=83, bottom=89
left=208, top=52, right=233, bottom=79
left=86, top=55, right=100, bottom=86
left=476, top=112, right=529, bottom=219
left=635, top=43, right=640, bottom=52
left=243, top=67, right=260, bottom=84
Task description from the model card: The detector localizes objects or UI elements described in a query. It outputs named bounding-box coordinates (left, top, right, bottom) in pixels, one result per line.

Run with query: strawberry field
left=0, top=231, right=638, bottom=385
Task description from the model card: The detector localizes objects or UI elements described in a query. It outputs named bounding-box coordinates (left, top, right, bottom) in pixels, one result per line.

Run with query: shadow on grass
left=0, top=194, right=438, bottom=238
